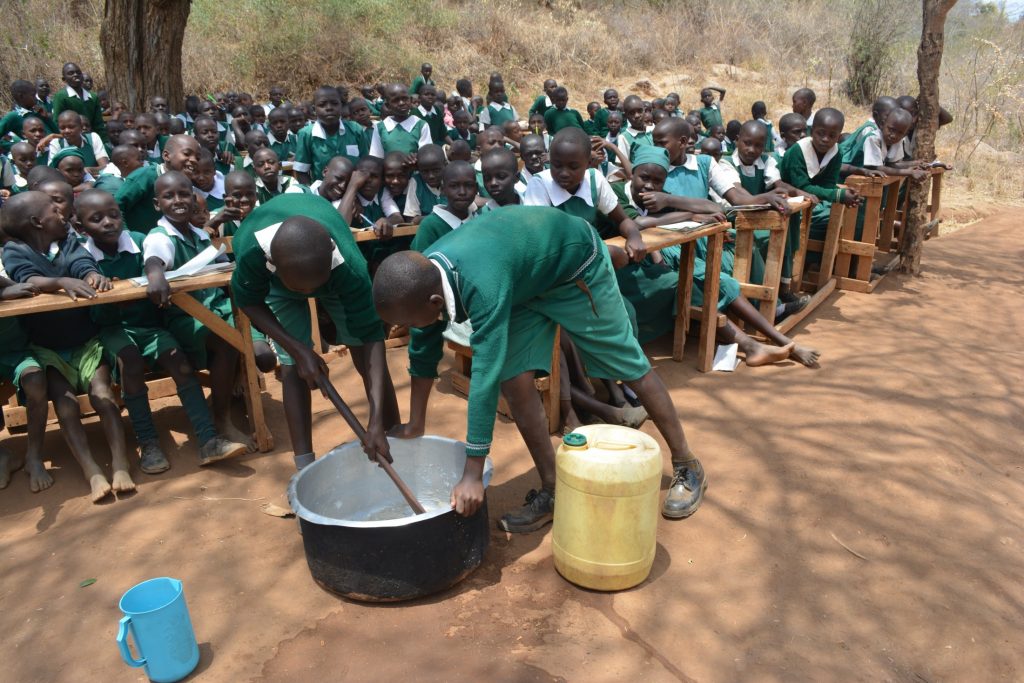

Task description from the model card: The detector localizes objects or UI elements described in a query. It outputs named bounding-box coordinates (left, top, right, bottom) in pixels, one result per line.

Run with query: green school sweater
left=528, top=94, right=553, bottom=117
left=544, top=107, right=586, bottom=135
left=698, top=104, right=723, bottom=131
left=409, top=75, right=435, bottom=95
left=294, top=120, right=367, bottom=178
left=230, top=194, right=384, bottom=344
left=839, top=120, right=880, bottom=168
left=779, top=138, right=846, bottom=204
left=51, top=88, right=106, bottom=141
left=0, top=106, right=59, bottom=148
left=115, top=163, right=165, bottom=233
left=414, top=105, right=448, bottom=145
left=268, top=131, right=296, bottom=161
left=592, top=107, right=614, bottom=137
left=89, top=231, right=163, bottom=329
left=412, top=205, right=600, bottom=457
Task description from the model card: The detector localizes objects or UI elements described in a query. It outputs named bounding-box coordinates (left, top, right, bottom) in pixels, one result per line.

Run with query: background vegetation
left=2, top=0, right=1022, bottom=203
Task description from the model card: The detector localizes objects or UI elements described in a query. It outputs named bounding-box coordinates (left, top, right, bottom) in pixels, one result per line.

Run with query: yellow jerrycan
left=552, top=425, right=662, bottom=590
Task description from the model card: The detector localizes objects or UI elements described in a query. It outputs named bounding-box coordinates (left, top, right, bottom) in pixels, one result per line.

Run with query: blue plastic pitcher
left=116, top=577, right=200, bottom=683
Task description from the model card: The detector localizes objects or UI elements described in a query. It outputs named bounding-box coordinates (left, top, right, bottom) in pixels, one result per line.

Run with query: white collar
left=538, top=169, right=594, bottom=208
left=270, top=130, right=293, bottom=144
left=204, top=172, right=225, bottom=199
left=488, top=101, right=511, bottom=111
left=253, top=221, right=344, bottom=273
left=383, top=116, right=419, bottom=133
left=757, top=117, right=772, bottom=126
left=156, top=216, right=210, bottom=243
left=100, top=164, right=123, bottom=178
left=311, top=121, right=337, bottom=139
left=15, top=104, right=32, bottom=116
left=797, top=137, right=838, bottom=177
left=431, top=204, right=475, bottom=230
left=357, top=193, right=378, bottom=208
left=626, top=125, right=647, bottom=136
left=430, top=259, right=457, bottom=319
left=623, top=181, right=648, bottom=216
left=544, top=95, right=553, bottom=108
left=417, top=105, right=433, bottom=117
left=730, top=150, right=767, bottom=174
left=47, top=241, right=61, bottom=259
left=84, top=231, right=139, bottom=261
left=65, top=85, right=91, bottom=101
left=679, top=154, right=699, bottom=171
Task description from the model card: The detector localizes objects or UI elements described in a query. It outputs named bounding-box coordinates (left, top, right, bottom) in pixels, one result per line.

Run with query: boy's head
left=149, top=95, right=169, bottom=113
left=629, top=146, right=670, bottom=207
left=383, top=83, right=411, bottom=120
left=372, top=251, right=447, bottom=327
left=75, top=189, right=123, bottom=248
left=56, top=110, right=84, bottom=146
left=347, top=98, right=372, bottom=128
left=623, top=95, right=645, bottom=130
left=519, top=134, right=546, bottom=174
left=82, top=73, right=94, bottom=91
left=440, top=160, right=478, bottom=214
left=420, top=63, right=433, bottom=79
left=528, top=112, right=546, bottom=133
left=80, top=113, right=92, bottom=133
left=106, top=118, right=125, bottom=145
left=252, top=147, right=281, bottom=187
left=447, top=139, right=472, bottom=162
left=735, top=120, right=769, bottom=164
left=162, top=134, right=201, bottom=175
left=778, top=112, right=807, bottom=146
left=810, top=108, right=845, bottom=155
left=119, top=129, right=148, bottom=159
left=268, top=217, right=337, bottom=294
left=238, top=92, right=254, bottom=108
left=700, top=88, right=715, bottom=107
left=111, top=144, right=144, bottom=178
left=355, top=156, right=384, bottom=199
left=2, top=191, right=66, bottom=243
left=896, top=95, right=919, bottom=123
left=192, top=116, right=220, bottom=150
left=792, top=87, right=816, bottom=117
left=416, top=144, right=446, bottom=190
left=191, top=192, right=210, bottom=229
left=481, top=149, right=519, bottom=206
left=502, top=120, right=523, bottom=143
left=268, top=106, right=291, bottom=138
left=477, top=126, right=506, bottom=155
left=269, top=85, right=285, bottom=107
left=10, top=142, right=37, bottom=176
left=224, top=170, right=258, bottom=218
left=318, top=156, right=354, bottom=201
left=134, top=113, right=158, bottom=147
left=383, top=151, right=411, bottom=197
left=250, top=104, right=267, bottom=127
left=10, top=79, right=37, bottom=109
left=154, top=112, right=171, bottom=135
left=606, top=111, right=623, bottom=136
left=651, top=109, right=669, bottom=125
left=244, top=129, right=270, bottom=156
left=871, top=96, right=898, bottom=125
left=35, top=78, right=51, bottom=100
left=452, top=108, right=473, bottom=134
left=880, top=108, right=913, bottom=148
left=684, top=112, right=702, bottom=131
left=725, top=119, right=741, bottom=141
left=168, top=117, right=185, bottom=135
left=603, top=89, right=620, bottom=110
left=153, top=170, right=195, bottom=225
left=664, top=94, right=680, bottom=113
left=288, top=106, right=306, bottom=133
left=652, top=116, right=693, bottom=165
left=548, top=127, right=591, bottom=193
left=20, top=116, right=45, bottom=146
left=586, top=101, right=600, bottom=120
left=698, top=136, right=722, bottom=161
left=191, top=148, right=216, bottom=192
left=488, top=81, right=507, bottom=104
left=231, top=105, right=251, bottom=130
left=708, top=124, right=726, bottom=142
left=198, top=99, right=219, bottom=121
left=51, top=148, right=87, bottom=188
left=551, top=87, right=569, bottom=111
left=61, top=63, right=84, bottom=91
left=419, top=84, right=437, bottom=110
left=751, top=101, right=768, bottom=120
left=26, top=166, right=65, bottom=191
left=36, top=178, right=75, bottom=223
left=456, top=78, right=473, bottom=98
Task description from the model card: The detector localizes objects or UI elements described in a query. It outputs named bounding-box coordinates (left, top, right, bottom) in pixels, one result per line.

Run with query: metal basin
left=288, top=436, right=492, bottom=602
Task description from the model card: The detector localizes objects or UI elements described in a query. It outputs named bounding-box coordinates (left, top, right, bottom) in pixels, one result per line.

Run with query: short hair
left=26, top=165, right=65, bottom=189
left=10, top=79, right=35, bottom=96
left=794, top=87, right=816, bottom=103
left=751, top=101, right=767, bottom=118
left=442, top=159, right=476, bottom=185
left=552, top=86, right=568, bottom=98
left=356, top=155, right=383, bottom=174
left=224, top=169, right=257, bottom=190
left=549, top=126, right=590, bottom=156
left=739, top=120, right=768, bottom=140
left=778, top=112, right=806, bottom=131
left=383, top=150, right=408, bottom=170
left=2, top=191, right=51, bottom=240
left=813, top=107, right=845, bottom=130
left=479, top=147, right=516, bottom=173
left=417, top=143, right=445, bottom=165
left=111, top=144, right=141, bottom=167
left=372, top=251, right=438, bottom=313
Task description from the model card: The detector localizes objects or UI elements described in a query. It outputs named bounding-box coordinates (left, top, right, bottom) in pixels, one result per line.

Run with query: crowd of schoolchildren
left=0, top=59, right=944, bottom=505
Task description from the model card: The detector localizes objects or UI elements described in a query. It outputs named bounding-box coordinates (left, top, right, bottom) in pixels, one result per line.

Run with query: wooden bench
left=832, top=174, right=905, bottom=293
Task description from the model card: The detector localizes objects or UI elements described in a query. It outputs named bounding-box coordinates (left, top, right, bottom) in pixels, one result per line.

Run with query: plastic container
left=552, top=425, right=662, bottom=590
left=116, top=577, right=200, bottom=683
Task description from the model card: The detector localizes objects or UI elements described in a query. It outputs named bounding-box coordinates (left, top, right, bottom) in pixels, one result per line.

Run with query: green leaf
left=79, top=578, right=97, bottom=588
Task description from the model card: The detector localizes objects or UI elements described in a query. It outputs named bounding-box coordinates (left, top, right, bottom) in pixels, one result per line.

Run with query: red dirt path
left=1, top=211, right=1021, bottom=682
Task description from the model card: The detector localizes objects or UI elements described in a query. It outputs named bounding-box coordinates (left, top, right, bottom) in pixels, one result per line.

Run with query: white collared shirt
left=48, top=132, right=108, bottom=165
left=403, top=175, right=442, bottom=218
left=669, top=154, right=742, bottom=197
left=430, top=203, right=476, bottom=231
left=252, top=221, right=344, bottom=274
left=143, top=217, right=212, bottom=269
left=756, top=117, right=785, bottom=151
left=357, top=188, right=400, bottom=221
left=522, top=168, right=618, bottom=215
left=64, top=85, right=91, bottom=101
left=478, top=102, right=518, bottom=127
left=84, top=231, right=140, bottom=262
left=729, top=150, right=781, bottom=187
left=368, top=116, right=432, bottom=158
left=430, top=259, right=457, bottom=320
left=194, top=171, right=225, bottom=201
left=796, top=137, right=838, bottom=177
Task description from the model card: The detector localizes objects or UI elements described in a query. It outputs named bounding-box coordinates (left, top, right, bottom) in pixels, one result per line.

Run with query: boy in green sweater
left=528, top=79, right=558, bottom=117
left=267, top=107, right=296, bottom=161
left=115, top=134, right=201, bottom=232
left=543, top=87, right=586, bottom=134
left=413, top=85, right=448, bottom=145
left=369, top=84, right=432, bottom=158
left=697, top=86, right=726, bottom=132
left=374, top=206, right=707, bottom=529
left=51, top=63, right=106, bottom=142
left=1, top=80, right=58, bottom=153
left=230, top=193, right=400, bottom=471
left=294, top=87, right=368, bottom=185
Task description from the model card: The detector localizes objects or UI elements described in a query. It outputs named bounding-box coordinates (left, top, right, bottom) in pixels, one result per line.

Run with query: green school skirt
left=98, top=324, right=180, bottom=368
left=0, top=349, right=41, bottom=389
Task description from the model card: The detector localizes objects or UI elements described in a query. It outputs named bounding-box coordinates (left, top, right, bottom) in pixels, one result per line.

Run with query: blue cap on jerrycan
left=562, top=432, right=587, bottom=448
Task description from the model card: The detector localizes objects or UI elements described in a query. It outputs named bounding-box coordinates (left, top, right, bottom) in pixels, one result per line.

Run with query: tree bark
left=898, top=0, right=957, bottom=274
left=100, top=0, right=191, bottom=112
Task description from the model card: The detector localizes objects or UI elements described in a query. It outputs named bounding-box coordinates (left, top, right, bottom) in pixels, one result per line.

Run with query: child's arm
left=338, top=169, right=369, bottom=226
left=0, top=275, right=39, bottom=300
left=502, top=137, right=521, bottom=151
left=710, top=86, right=726, bottom=101
left=639, top=191, right=723, bottom=216
left=24, top=275, right=97, bottom=300
left=66, top=241, right=112, bottom=291
left=772, top=180, right=820, bottom=205
left=841, top=162, right=886, bottom=178
left=141, top=232, right=175, bottom=307
left=206, top=203, right=244, bottom=237
left=599, top=139, right=632, bottom=180
left=783, top=153, right=861, bottom=207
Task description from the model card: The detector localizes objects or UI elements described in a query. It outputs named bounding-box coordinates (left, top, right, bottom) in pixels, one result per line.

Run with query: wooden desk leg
left=817, top=203, right=844, bottom=289
left=674, top=242, right=696, bottom=362
left=931, top=173, right=943, bottom=223
left=878, top=182, right=901, bottom=254
left=547, top=327, right=561, bottom=434
left=855, top=189, right=884, bottom=282
left=792, top=207, right=811, bottom=293
left=234, top=306, right=275, bottom=452
left=697, top=232, right=723, bottom=373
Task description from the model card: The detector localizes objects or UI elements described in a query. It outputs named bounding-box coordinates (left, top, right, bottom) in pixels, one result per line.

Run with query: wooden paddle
left=316, top=375, right=426, bottom=515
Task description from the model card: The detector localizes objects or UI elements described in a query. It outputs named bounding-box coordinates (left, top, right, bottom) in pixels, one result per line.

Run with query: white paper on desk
left=129, top=244, right=227, bottom=286
left=712, top=343, right=741, bottom=372
left=787, top=196, right=807, bottom=205
left=658, top=220, right=703, bottom=232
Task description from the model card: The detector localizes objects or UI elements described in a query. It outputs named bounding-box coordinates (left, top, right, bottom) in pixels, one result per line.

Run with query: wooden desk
left=606, top=221, right=729, bottom=372
left=351, top=224, right=419, bottom=242
left=0, top=271, right=274, bottom=452
left=891, top=166, right=946, bottom=252
left=834, top=174, right=904, bottom=293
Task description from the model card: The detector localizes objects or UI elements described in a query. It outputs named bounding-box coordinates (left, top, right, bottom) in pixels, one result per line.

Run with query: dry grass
left=2, top=0, right=1021, bottom=204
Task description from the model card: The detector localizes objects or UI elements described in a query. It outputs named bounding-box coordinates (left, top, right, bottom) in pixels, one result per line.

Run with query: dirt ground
left=1, top=211, right=1022, bottom=683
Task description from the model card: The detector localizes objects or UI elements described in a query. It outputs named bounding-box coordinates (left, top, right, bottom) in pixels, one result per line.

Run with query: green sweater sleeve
left=779, top=145, right=844, bottom=203
left=406, top=214, right=452, bottom=377
left=462, top=278, right=514, bottom=457
left=528, top=95, right=547, bottom=117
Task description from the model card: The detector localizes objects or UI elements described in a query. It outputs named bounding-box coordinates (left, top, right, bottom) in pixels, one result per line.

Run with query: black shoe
left=662, top=459, right=707, bottom=519
left=499, top=488, right=555, bottom=533
left=778, top=294, right=811, bottom=320
left=779, top=290, right=801, bottom=304
left=139, top=441, right=170, bottom=474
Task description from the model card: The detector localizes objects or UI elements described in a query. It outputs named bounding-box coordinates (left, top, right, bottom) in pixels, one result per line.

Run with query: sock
left=122, top=390, right=158, bottom=444
left=178, top=379, right=217, bottom=445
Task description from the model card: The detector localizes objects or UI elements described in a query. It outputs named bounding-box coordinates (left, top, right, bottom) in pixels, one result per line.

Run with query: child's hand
left=373, top=218, right=393, bottom=240
left=639, top=191, right=673, bottom=213
left=349, top=169, right=369, bottom=189
left=909, top=168, right=929, bottom=182
left=607, top=245, right=629, bottom=270
left=0, top=282, right=40, bottom=300
left=0, top=190, right=9, bottom=199
left=450, top=471, right=485, bottom=517
left=841, top=189, right=862, bottom=207
left=861, top=168, right=887, bottom=178
left=625, top=233, right=647, bottom=263
left=218, top=150, right=234, bottom=165
left=694, top=211, right=727, bottom=224
left=402, top=153, right=417, bottom=170
left=799, top=191, right=819, bottom=205
left=146, top=274, right=171, bottom=308
left=84, top=271, right=112, bottom=292
left=57, top=277, right=97, bottom=301
left=766, top=192, right=790, bottom=213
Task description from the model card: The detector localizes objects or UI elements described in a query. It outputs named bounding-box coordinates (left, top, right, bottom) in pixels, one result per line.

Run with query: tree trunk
left=100, top=0, right=191, bottom=112
left=898, top=0, right=957, bottom=274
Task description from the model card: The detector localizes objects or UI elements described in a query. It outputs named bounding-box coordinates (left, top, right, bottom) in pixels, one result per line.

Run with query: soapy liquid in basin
left=352, top=496, right=451, bottom=522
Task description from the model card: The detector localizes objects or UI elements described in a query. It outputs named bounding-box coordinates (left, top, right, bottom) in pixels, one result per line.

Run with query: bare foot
left=0, top=447, right=24, bottom=489
left=388, top=422, right=425, bottom=439
left=744, top=341, right=796, bottom=367
left=790, top=344, right=821, bottom=369
left=90, top=473, right=113, bottom=503
left=218, top=420, right=256, bottom=452
left=111, top=469, right=136, bottom=493
left=26, top=459, right=54, bottom=492
left=615, top=404, right=649, bottom=429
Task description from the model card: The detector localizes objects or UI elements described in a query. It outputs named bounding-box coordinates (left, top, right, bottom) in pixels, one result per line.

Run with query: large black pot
left=287, top=436, right=492, bottom=602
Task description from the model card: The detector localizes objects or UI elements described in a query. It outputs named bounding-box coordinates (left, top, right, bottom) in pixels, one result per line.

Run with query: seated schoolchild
left=528, top=79, right=558, bottom=118
left=207, top=170, right=258, bottom=238
left=8, top=141, right=39, bottom=193
left=133, top=113, right=163, bottom=161
left=382, top=151, right=412, bottom=216
left=287, top=106, right=306, bottom=135
left=94, top=144, right=144, bottom=194
left=252, top=147, right=306, bottom=204
left=444, top=109, right=477, bottom=151
left=116, top=134, right=202, bottom=232
left=266, top=107, right=296, bottom=162
left=618, top=95, right=653, bottom=162
left=791, top=87, right=817, bottom=129
left=414, top=85, right=448, bottom=146
left=309, top=155, right=354, bottom=211
left=447, top=139, right=472, bottom=162
left=750, top=101, right=784, bottom=153
left=294, top=87, right=367, bottom=185
left=477, top=80, right=518, bottom=128
left=346, top=97, right=375, bottom=149
left=592, top=89, right=621, bottom=137
left=400, top=144, right=446, bottom=223
left=775, top=112, right=807, bottom=157
left=189, top=148, right=225, bottom=211
left=143, top=171, right=255, bottom=447
left=544, top=87, right=586, bottom=134
left=75, top=190, right=249, bottom=472
left=49, top=109, right=109, bottom=175
left=480, top=147, right=523, bottom=209
left=49, top=148, right=94, bottom=195
left=192, top=115, right=235, bottom=175
left=516, top=134, right=547, bottom=197
left=2, top=191, right=135, bottom=502
left=409, top=161, right=478, bottom=252
left=582, top=101, right=601, bottom=135
left=502, top=120, right=524, bottom=147
left=21, top=116, right=61, bottom=166
left=339, top=156, right=402, bottom=234
left=369, top=84, right=432, bottom=158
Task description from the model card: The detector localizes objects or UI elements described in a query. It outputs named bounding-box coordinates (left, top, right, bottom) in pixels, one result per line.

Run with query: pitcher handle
left=116, top=616, right=146, bottom=668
